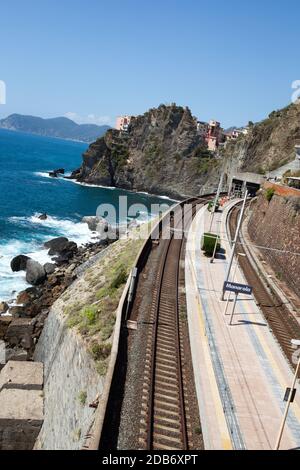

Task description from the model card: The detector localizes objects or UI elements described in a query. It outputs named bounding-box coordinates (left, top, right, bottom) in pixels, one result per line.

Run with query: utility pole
left=209, top=173, right=224, bottom=232
left=229, top=292, right=238, bottom=325
left=221, top=189, right=248, bottom=301
left=274, top=339, right=300, bottom=450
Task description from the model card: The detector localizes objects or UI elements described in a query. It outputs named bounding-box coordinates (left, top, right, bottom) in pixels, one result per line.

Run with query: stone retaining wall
left=34, top=299, right=104, bottom=450
left=248, top=189, right=300, bottom=299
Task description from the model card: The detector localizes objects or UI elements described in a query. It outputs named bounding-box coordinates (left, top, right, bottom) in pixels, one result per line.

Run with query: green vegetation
left=144, top=142, right=162, bottom=163
left=78, top=391, right=87, bottom=406
left=90, top=341, right=112, bottom=361
left=65, top=235, right=144, bottom=375
left=256, top=166, right=266, bottom=175
left=265, top=188, right=275, bottom=202
left=192, top=156, right=219, bottom=174
left=110, top=266, right=128, bottom=289
left=201, top=233, right=221, bottom=257
left=193, top=145, right=213, bottom=159
left=111, top=145, right=129, bottom=171
left=96, top=158, right=111, bottom=179
left=207, top=200, right=220, bottom=212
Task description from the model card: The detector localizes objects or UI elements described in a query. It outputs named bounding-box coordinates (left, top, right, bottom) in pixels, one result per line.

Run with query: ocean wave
left=0, top=239, right=51, bottom=302
left=34, top=171, right=71, bottom=180
left=35, top=171, right=178, bottom=202
left=10, top=213, right=94, bottom=245
left=1, top=214, right=96, bottom=302
left=34, top=171, right=53, bottom=179
left=29, top=214, right=93, bottom=243
left=66, top=179, right=116, bottom=189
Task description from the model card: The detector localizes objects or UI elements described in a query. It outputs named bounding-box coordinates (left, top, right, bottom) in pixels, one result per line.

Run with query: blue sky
left=0, top=0, right=299, bottom=128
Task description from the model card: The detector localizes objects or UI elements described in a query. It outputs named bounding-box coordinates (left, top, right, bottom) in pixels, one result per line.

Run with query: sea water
left=0, top=129, right=174, bottom=302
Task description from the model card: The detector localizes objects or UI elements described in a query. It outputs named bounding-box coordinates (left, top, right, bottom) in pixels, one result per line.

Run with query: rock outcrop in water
left=11, top=255, right=31, bottom=272
left=71, top=104, right=220, bottom=199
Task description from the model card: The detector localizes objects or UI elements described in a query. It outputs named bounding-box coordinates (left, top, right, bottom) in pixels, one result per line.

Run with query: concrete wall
left=34, top=298, right=104, bottom=450
left=248, top=189, right=300, bottom=298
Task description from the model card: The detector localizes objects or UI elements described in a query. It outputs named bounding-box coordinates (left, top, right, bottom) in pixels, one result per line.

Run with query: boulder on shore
left=25, top=260, right=46, bottom=286
left=82, top=216, right=117, bottom=241
left=44, top=237, right=69, bottom=251
left=11, top=255, right=31, bottom=272
left=16, top=287, right=40, bottom=305
left=44, top=237, right=78, bottom=264
left=44, top=263, right=56, bottom=274
left=9, top=305, right=27, bottom=318
left=82, top=216, right=102, bottom=232
left=0, top=301, right=9, bottom=314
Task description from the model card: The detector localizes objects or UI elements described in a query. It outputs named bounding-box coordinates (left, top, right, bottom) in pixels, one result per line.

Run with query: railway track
left=229, top=204, right=300, bottom=367
left=100, top=194, right=217, bottom=450
left=138, top=200, right=204, bottom=450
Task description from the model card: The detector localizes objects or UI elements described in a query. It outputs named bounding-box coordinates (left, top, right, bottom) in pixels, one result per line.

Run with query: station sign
left=223, top=281, right=253, bottom=295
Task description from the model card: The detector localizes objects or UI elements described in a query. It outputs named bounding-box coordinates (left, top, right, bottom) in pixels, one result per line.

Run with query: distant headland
left=0, top=113, right=110, bottom=143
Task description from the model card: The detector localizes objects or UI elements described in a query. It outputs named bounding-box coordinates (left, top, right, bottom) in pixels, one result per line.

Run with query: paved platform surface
left=0, top=361, right=43, bottom=391
left=185, top=200, right=300, bottom=450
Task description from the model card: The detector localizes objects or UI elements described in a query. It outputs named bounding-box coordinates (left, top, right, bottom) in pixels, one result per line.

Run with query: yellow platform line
left=187, top=214, right=233, bottom=450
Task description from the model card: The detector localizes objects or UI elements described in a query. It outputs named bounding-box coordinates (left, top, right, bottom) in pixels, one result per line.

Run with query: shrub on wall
left=265, top=188, right=275, bottom=202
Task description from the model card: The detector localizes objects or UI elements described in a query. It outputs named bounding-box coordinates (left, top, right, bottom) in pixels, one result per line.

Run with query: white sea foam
left=67, top=179, right=116, bottom=190
left=0, top=239, right=50, bottom=302
left=34, top=171, right=53, bottom=179
left=10, top=213, right=94, bottom=246
left=34, top=171, right=71, bottom=180
left=0, top=214, right=96, bottom=303
left=29, top=214, right=94, bottom=245
left=35, top=171, right=178, bottom=202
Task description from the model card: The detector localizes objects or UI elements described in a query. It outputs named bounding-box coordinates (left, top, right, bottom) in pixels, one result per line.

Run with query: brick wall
left=248, top=189, right=300, bottom=298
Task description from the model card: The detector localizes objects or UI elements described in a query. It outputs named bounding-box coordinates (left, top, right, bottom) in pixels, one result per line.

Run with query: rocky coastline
left=0, top=216, right=118, bottom=366
left=70, top=104, right=221, bottom=199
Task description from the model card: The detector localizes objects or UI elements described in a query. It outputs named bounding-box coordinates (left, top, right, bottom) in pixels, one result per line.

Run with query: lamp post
left=274, top=339, right=300, bottom=450
left=208, top=173, right=224, bottom=233
left=210, top=220, right=222, bottom=264
left=221, top=189, right=248, bottom=300
left=223, top=252, right=246, bottom=315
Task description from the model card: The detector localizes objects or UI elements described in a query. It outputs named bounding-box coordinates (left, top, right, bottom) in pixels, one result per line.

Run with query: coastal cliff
left=72, top=104, right=220, bottom=199
left=72, top=102, right=300, bottom=198
left=222, top=103, right=300, bottom=174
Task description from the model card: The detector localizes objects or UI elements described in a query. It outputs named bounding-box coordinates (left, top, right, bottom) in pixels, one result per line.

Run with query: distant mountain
left=224, top=126, right=238, bottom=133
left=0, top=114, right=110, bottom=143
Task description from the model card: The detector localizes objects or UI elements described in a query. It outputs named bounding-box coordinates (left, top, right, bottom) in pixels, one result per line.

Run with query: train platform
left=185, top=200, right=300, bottom=450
